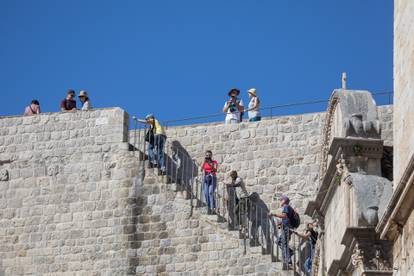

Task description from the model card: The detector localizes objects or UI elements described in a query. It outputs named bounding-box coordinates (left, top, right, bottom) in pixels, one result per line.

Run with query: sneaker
left=282, top=263, right=289, bottom=270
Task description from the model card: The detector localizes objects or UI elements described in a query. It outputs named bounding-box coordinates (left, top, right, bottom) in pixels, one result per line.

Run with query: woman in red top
left=201, top=150, right=218, bottom=214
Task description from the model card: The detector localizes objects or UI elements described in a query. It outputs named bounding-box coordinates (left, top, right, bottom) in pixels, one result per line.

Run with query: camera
left=229, top=102, right=237, bottom=112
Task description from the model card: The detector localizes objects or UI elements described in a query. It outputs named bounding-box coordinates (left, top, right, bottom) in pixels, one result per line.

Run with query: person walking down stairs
left=137, top=114, right=167, bottom=174
left=201, top=150, right=218, bottom=215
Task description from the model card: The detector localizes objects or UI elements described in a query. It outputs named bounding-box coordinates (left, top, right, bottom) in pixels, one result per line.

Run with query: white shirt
left=81, top=100, right=92, bottom=111
left=248, top=97, right=260, bottom=119
left=224, top=98, right=244, bottom=122
left=226, top=177, right=249, bottom=200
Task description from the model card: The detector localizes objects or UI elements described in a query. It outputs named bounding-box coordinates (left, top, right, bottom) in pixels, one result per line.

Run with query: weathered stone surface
left=0, top=109, right=136, bottom=275
left=385, top=2, right=414, bottom=276
left=0, top=105, right=393, bottom=275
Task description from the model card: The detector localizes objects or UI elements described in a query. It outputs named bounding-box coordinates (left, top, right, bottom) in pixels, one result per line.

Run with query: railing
left=129, top=123, right=312, bottom=274
left=159, top=91, right=393, bottom=127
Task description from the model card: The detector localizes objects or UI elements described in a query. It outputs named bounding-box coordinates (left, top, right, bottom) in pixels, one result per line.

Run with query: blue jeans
left=249, top=116, right=261, bottom=122
left=203, top=174, right=217, bottom=210
left=148, top=134, right=166, bottom=170
left=304, top=243, right=315, bottom=275
left=278, top=224, right=292, bottom=265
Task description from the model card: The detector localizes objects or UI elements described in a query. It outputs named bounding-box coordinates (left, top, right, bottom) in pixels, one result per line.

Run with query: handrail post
left=190, top=158, right=194, bottom=217
left=142, top=125, right=147, bottom=163
left=132, top=116, right=137, bottom=155
left=293, top=233, right=297, bottom=274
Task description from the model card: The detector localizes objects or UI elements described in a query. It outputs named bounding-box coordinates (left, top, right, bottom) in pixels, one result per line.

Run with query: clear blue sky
left=1, top=1, right=393, bottom=123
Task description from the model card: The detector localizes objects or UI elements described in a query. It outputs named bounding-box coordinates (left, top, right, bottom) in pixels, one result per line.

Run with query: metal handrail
left=159, top=91, right=393, bottom=126
left=130, top=117, right=327, bottom=275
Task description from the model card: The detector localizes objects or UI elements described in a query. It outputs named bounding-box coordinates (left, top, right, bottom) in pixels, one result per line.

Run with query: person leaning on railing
left=225, top=170, right=248, bottom=230
left=60, top=89, right=77, bottom=112
left=137, top=114, right=167, bottom=174
left=24, top=99, right=41, bottom=116
left=292, top=222, right=319, bottom=276
left=268, top=195, right=294, bottom=270
left=201, top=150, right=218, bottom=215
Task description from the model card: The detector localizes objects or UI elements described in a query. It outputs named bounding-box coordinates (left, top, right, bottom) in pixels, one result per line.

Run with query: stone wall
left=392, top=1, right=414, bottom=275
left=162, top=105, right=393, bottom=214
left=0, top=104, right=393, bottom=275
left=393, top=209, right=414, bottom=276
left=0, top=109, right=139, bottom=276
left=394, top=0, right=414, bottom=185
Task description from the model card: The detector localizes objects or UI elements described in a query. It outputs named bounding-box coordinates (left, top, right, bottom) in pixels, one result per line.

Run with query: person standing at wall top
left=60, top=89, right=77, bottom=112
left=246, top=88, right=261, bottom=122
left=23, top=100, right=41, bottom=115
left=138, top=114, right=167, bottom=174
left=223, top=88, right=244, bottom=124
left=78, top=90, right=92, bottom=110
left=201, top=150, right=218, bottom=215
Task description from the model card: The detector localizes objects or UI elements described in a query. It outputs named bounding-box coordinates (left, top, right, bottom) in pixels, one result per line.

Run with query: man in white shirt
left=225, top=170, right=248, bottom=230
left=223, top=88, right=244, bottom=124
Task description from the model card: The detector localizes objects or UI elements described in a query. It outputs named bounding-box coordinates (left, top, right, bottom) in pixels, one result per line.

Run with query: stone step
left=137, top=170, right=292, bottom=274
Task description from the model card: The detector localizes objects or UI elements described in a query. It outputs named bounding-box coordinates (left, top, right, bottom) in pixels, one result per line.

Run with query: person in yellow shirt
left=138, top=114, right=167, bottom=173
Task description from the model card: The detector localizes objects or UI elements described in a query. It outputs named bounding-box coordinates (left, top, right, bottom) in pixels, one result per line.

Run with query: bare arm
left=268, top=212, right=288, bottom=219
left=236, top=101, right=244, bottom=113
left=293, top=230, right=311, bottom=240
left=212, top=162, right=218, bottom=173
left=137, top=119, right=150, bottom=124
left=246, top=98, right=258, bottom=112
left=223, top=101, right=231, bottom=113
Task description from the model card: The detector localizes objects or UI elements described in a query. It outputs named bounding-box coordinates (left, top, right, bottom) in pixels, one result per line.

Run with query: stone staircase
left=131, top=165, right=294, bottom=275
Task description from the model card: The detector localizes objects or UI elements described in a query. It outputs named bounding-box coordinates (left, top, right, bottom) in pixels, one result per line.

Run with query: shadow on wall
left=248, top=192, right=275, bottom=254
left=166, top=140, right=199, bottom=197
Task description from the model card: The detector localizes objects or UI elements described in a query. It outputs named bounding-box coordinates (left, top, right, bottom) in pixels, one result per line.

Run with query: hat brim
left=228, top=89, right=240, bottom=96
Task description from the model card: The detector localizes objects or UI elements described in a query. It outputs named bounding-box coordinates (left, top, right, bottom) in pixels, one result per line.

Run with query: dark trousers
left=278, top=224, right=292, bottom=265
left=227, top=195, right=239, bottom=229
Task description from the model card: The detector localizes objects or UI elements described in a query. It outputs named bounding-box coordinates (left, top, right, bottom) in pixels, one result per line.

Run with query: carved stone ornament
left=0, top=169, right=9, bottom=181
left=319, top=90, right=381, bottom=182
left=335, top=155, right=353, bottom=186
left=47, top=165, right=59, bottom=176
left=351, top=244, right=365, bottom=269
left=367, top=245, right=392, bottom=271
left=351, top=243, right=392, bottom=272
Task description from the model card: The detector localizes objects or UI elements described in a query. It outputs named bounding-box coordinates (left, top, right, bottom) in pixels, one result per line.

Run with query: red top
left=202, top=160, right=218, bottom=176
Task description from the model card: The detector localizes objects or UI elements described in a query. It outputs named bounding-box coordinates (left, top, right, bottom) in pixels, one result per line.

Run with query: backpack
left=289, top=206, right=301, bottom=229
left=145, top=128, right=155, bottom=145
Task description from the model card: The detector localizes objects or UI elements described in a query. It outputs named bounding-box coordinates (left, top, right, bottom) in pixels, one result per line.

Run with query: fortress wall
left=0, top=109, right=139, bottom=276
left=163, top=105, right=393, bottom=213
left=0, top=105, right=392, bottom=275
